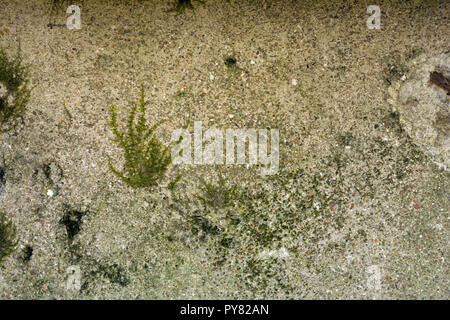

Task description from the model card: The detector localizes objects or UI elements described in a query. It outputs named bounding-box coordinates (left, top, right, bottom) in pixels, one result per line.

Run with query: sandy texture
left=0, top=0, right=448, bottom=299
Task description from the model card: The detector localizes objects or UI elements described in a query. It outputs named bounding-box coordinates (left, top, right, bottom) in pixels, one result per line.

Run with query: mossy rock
left=388, top=52, right=449, bottom=171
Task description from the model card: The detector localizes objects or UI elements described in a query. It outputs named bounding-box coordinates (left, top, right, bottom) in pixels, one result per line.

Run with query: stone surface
left=0, top=0, right=448, bottom=300
left=389, top=53, right=449, bottom=170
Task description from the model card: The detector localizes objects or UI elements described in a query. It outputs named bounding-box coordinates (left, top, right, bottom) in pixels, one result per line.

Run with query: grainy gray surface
left=0, top=0, right=448, bottom=299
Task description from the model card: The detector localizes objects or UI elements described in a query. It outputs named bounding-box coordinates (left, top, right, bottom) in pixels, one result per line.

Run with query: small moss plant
left=57, top=101, right=73, bottom=131
left=169, top=0, right=204, bottom=14
left=108, top=85, right=172, bottom=188
left=0, top=45, right=31, bottom=133
left=0, top=209, right=17, bottom=266
left=197, top=174, right=239, bottom=208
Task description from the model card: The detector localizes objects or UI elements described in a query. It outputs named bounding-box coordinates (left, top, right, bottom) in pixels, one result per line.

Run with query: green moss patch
left=0, top=209, right=17, bottom=266
left=0, top=45, right=31, bottom=132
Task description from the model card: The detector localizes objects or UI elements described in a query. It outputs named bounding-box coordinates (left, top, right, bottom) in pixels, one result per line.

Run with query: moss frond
left=0, top=44, right=31, bottom=133
left=168, top=0, right=204, bottom=15
left=197, top=174, right=239, bottom=208
left=108, top=85, right=173, bottom=188
left=0, top=209, right=17, bottom=266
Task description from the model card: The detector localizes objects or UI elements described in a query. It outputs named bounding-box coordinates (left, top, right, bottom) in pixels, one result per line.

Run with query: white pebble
left=7, top=95, right=14, bottom=106
left=47, top=189, right=54, bottom=197
left=292, top=79, right=298, bottom=86
left=258, top=247, right=289, bottom=259
left=0, top=82, right=7, bottom=98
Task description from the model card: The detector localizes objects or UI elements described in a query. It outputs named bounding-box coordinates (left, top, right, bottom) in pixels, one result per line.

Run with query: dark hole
left=0, top=167, right=5, bottom=196
left=224, top=56, right=237, bottom=67
left=0, top=97, right=6, bottom=112
left=22, top=245, right=33, bottom=262
left=60, top=210, right=86, bottom=243
left=42, top=163, right=51, bottom=180
left=0, top=167, right=5, bottom=186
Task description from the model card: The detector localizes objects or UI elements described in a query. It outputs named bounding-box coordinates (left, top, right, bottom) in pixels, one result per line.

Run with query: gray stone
left=389, top=53, right=449, bottom=171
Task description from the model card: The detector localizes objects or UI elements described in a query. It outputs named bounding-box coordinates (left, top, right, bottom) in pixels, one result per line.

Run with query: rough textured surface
left=388, top=52, right=449, bottom=171
left=0, top=0, right=448, bottom=299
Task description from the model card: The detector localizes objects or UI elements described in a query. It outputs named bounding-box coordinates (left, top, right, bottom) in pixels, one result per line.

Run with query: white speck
left=0, top=82, right=7, bottom=98
left=47, top=189, right=54, bottom=197
left=345, top=145, right=351, bottom=149
left=209, top=73, right=214, bottom=80
left=258, top=247, right=289, bottom=259
left=7, top=95, right=14, bottom=106
left=366, top=265, right=381, bottom=290
left=292, top=79, right=298, bottom=86
left=250, top=60, right=255, bottom=65
left=278, top=247, right=289, bottom=258
left=346, top=255, right=354, bottom=264
left=401, top=75, right=406, bottom=81
left=229, top=114, right=234, bottom=119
